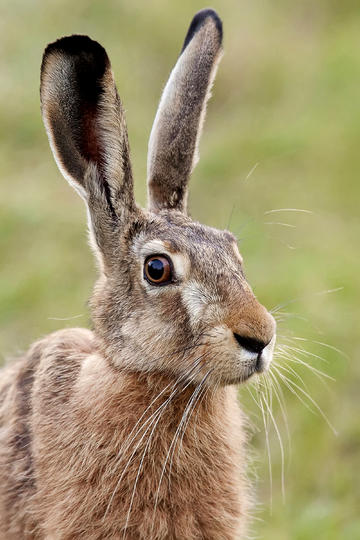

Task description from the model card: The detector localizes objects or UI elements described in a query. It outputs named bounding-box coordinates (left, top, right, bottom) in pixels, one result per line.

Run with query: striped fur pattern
left=0, top=9, right=276, bottom=539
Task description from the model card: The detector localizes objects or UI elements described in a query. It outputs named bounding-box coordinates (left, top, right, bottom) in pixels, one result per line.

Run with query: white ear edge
left=86, top=206, right=105, bottom=272
left=42, top=112, right=88, bottom=201
left=147, top=25, right=223, bottom=184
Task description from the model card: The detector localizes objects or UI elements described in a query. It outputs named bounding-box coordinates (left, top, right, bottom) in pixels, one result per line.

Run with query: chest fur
left=30, top=356, right=247, bottom=539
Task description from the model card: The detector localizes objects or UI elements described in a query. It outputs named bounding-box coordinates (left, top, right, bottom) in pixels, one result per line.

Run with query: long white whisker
left=273, top=311, right=309, bottom=324
left=276, top=348, right=335, bottom=384
left=48, top=313, right=84, bottom=321
left=244, top=161, right=259, bottom=182
left=103, top=360, right=204, bottom=520
left=280, top=341, right=330, bottom=364
left=263, top=376, right=273, bottom=428
left=274, top=359, right=311, bottom=392
left=287, top=336, right=348, bottom=359
left=264, top=208, right=314, bottom=215
left=273, top=364, right=318, bottom=417
left=104, top=388, right=179, bottom=521
left=122, top=389, right=175, bottom=538
left=191, top=382, right=211, bottom=447
left=264, top=221, right=296, bottom=228
left=111, top=356, right=205, bottom=475
left=262, top=380, right=285, bottom=501
left=273, top=365, right=337, bottom=435
left=265, top=234, right=296, bottom=250
left=268, top=369, right=292, bottom=457
left=257, top=387, right=272, bottom=511
left=173, top=372, right=211, bottom=474
left=150, top=371, right=211, bottom=535
left=270, top=287, right=344, bottom=314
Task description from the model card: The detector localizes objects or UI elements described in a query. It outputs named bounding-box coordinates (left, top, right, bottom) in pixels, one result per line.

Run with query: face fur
left=91, top=210, right=276, bottom=387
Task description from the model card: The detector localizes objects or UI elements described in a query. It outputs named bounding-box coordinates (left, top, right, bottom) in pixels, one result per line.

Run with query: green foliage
left=0, top=1, right=359, bottom=537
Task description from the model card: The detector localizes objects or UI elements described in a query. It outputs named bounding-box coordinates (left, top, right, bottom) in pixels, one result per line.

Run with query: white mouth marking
left=257, top=334, right=276, bottom=372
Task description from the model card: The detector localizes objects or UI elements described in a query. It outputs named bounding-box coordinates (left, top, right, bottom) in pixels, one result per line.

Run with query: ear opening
left=147, top=9, right=223, bottom=214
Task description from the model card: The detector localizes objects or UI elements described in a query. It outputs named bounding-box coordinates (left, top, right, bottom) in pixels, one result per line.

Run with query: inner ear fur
left=147, top=9, right=223, bottom=214
left=40, top=35, right=136, bottom=221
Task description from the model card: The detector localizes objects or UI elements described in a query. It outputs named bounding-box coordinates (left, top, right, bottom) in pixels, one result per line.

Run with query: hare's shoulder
left=28, top=327, right=97, bottom=401
left=33, top=327, right=95, bottom=357
left=0, top=328, right=96, bottom=408
left=25, top=327, right=95, bottom=370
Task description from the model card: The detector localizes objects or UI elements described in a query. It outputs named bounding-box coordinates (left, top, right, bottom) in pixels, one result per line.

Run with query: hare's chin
left=229, top=359, right=270, bottom=385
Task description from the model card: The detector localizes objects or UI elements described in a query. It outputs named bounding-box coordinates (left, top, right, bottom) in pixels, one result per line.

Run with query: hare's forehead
left=131, top=225, right=243, bottom=275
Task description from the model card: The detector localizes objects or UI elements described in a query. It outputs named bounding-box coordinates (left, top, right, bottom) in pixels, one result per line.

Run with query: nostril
left=233, top=333, right=268, bottom=354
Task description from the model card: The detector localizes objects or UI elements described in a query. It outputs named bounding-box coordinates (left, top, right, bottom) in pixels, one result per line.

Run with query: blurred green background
left=0, top=1, right=359, bottom=538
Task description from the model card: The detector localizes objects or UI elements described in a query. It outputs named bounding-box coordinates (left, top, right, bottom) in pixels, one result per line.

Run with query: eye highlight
left=144, top=255, right=172, bottom=285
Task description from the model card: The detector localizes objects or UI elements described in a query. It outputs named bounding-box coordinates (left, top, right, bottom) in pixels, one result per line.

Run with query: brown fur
left=1, top=330, right=248, bottom=539
left=0, top=9, right=276, bottom=539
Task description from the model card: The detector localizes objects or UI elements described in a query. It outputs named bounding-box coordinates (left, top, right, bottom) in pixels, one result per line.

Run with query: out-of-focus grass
left=0, top=1, right=359, bottom=538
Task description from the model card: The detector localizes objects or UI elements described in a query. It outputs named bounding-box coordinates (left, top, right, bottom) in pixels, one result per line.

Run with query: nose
left=225, top=285, right=276, bottom=359
left=233, top=333, right=269, bottom=355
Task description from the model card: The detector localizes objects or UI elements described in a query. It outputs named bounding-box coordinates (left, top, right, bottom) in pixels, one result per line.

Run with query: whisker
left=122, top=388, right=175, bottom=538
left=244, top=161, right=259, bottom=182
left=270, top=287, right=344, bottom=314
left=103, top=358, right=204, bottom=520
left=113, top=357, right=204, bottom=469
left=258, top=390, right=273, bottom=512
left=169, top=374, right=209, bottom=482
left=280, top=342, right=330, bottom=365
left=261, top=379, right=286, bottom=501
left=272, top=365, right=337, bottom=435
left=273, top=311, right=309, bottom=324
left=263, top=376, right=273, bottom=428
left=191, top=382, right=212, bottom=444
left=264, top=208, right=314, bottom=215
left=150, top=371, right=211, bottom=535
left=273, top=364, right=318, bottom=416
left=103, top=387, right=179, bottom=521
left=284, top=336, right=348, bottom=360
left=264, top=221, right=296, bottom=229
left=48, top=313, right=84, bottom=321
left=268, top=370, right=292, bottom=457
left=276, top=348, right=335, bottom=384
left=266, top=234, right=297, bottom=250
left=274, top=358, right=311, bottom=392
left=245, top=383, right=265, bottom=430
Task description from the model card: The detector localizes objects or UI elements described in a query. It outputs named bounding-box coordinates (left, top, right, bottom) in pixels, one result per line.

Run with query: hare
left=0, top=8, right=276, bottom=540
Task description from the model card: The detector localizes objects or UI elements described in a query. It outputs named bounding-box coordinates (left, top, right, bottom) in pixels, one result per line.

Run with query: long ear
left=147, top=9, right=223, bottom=214
left=40, top=35, right=137, bottom=256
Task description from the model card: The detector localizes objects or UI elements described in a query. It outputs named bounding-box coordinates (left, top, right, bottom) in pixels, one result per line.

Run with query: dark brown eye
left=144, top=255, right=172, bottom=285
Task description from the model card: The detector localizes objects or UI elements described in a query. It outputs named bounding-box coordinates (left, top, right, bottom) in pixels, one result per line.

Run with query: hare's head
left=40, top=9, right=276, bottom=386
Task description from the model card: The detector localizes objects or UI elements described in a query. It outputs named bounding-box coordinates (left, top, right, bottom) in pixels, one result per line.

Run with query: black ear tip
left=181, top=8, right=223, bottom=53
left=41, top=35, right=110, bottom=89
left=42, top=34, right=109, bottom=70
